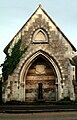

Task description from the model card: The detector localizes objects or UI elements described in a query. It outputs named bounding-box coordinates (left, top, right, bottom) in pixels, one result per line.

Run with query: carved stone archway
left=19, top=50, right=63, bottom=102
left=25, top=56, right=57, bottom=102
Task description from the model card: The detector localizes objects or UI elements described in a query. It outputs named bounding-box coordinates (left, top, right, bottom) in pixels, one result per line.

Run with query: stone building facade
left=2, top=5, right=77, bottom=102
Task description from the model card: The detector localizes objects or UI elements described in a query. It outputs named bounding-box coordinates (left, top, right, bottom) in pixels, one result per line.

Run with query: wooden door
left=25, top=57, right=57, bottom=102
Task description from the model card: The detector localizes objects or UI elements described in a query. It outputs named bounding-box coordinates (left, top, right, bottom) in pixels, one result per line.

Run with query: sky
left=0, top=0, right=77, bottom=73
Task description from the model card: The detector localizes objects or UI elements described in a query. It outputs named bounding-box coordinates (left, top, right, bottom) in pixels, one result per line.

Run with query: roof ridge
left=4, top=5, right=76, bottom=53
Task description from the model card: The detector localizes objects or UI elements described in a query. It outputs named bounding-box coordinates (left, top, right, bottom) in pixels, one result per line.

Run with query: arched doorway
left=25, top=56, right=57, bottom=102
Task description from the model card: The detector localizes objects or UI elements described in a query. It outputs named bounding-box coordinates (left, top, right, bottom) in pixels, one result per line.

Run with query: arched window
left=33, top=29, right=48, bottom=43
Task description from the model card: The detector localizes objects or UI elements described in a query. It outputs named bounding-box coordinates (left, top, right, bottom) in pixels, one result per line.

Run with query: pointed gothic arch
left=19, top=50, right=63, bottom=102
left=32, top=29, right=48, bottom=43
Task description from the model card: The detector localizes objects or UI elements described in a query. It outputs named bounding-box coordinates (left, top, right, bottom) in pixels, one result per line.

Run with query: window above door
left=32, top=29, right=48, bottom=43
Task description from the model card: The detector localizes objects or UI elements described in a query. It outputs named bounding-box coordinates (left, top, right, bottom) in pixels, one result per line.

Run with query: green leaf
left=1, top=39, right=29, bottom=82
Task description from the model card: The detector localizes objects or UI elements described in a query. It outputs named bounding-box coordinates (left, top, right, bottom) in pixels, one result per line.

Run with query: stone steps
left=0, top=104, right=77, bottom=113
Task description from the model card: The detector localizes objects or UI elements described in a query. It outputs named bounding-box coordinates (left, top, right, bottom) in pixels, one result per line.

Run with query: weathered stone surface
left=2, top=5, right=76, bottom=102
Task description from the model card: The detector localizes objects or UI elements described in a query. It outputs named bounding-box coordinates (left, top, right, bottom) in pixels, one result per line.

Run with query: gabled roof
left=4, top=4, right=76, bottom=53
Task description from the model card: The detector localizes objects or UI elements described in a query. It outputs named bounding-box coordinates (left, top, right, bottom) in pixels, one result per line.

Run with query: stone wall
left=2, top=6, right=76, bottom=102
